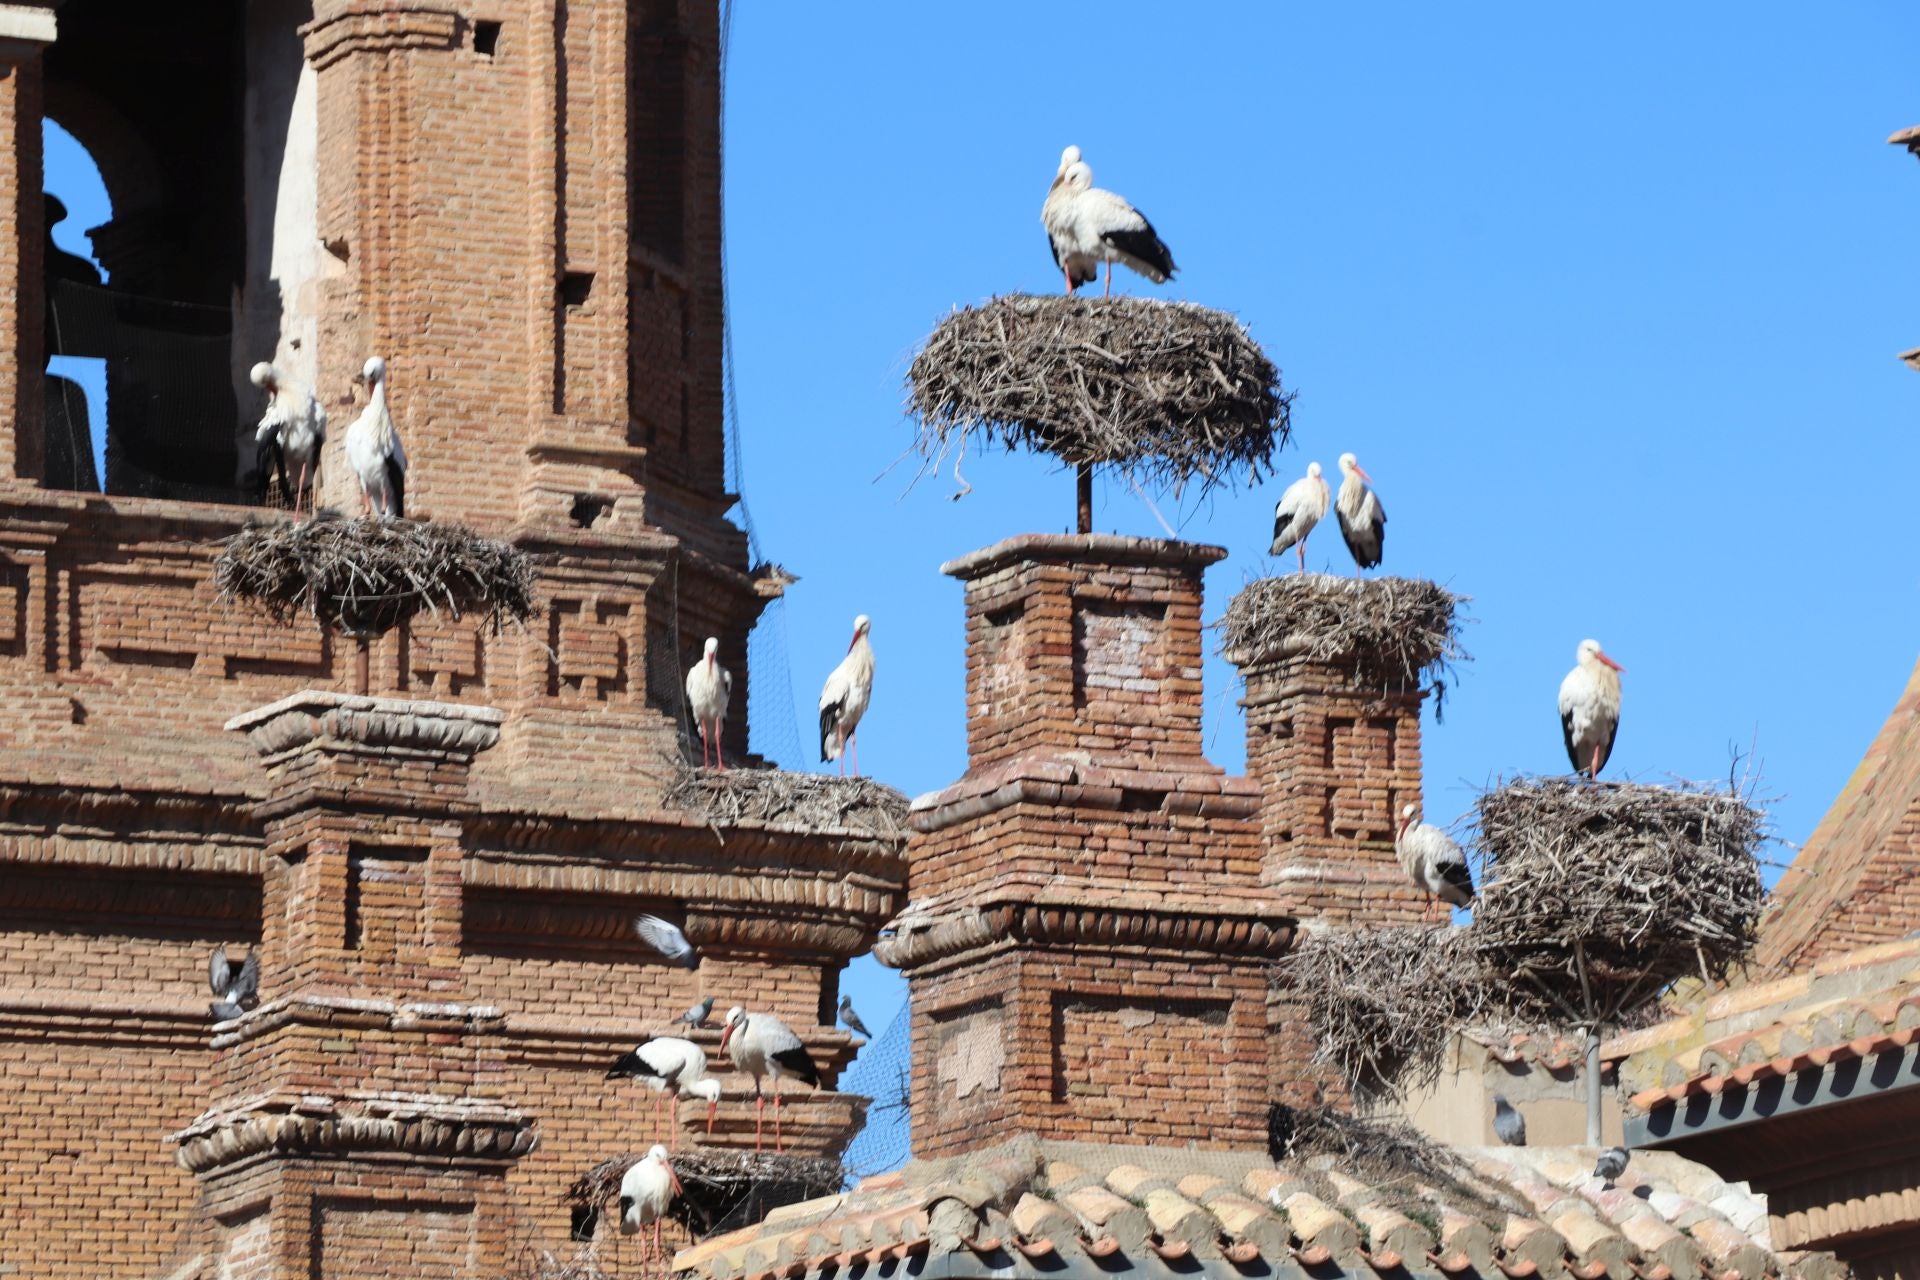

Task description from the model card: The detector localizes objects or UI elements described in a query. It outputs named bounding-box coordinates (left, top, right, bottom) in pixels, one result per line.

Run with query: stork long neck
left=369, top=377, right=391, bottom=441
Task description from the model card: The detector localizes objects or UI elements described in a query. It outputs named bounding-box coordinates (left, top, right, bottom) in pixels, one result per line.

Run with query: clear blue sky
left=41, top=5, right=1919, bottom=1069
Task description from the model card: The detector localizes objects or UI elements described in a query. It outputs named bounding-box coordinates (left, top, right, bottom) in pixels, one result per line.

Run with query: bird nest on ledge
left=567, top=1150, right=846, bottom=1240
left=1219, top=575, right=1467, bottom=696
left=905, top=294, right=1291, bottom=496
left=214, top=513, right=540, bottom=639
left=665, top=764, right=911, bottom=843
left=1471, top=777, right=1766, bottom=1022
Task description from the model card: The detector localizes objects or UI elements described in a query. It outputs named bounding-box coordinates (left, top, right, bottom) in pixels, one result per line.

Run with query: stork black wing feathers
left=770, top=1044, right=820, bottom=1087
left=1100, top=222, right=1176, bottom=281
left=1337, top=507, right=1384, bottom=570
left=386, top=454, right=406, bottom=520
left=1439, top=859, right=1475, bottom=902
left=1271, top=508, right=1296, bottom=552
left=818, top=699, right=842, bottom=763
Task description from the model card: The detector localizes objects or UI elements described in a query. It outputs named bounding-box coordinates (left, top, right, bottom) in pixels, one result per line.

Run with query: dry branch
left=1220, top=575, right=1467, bottom=693
left=215, top=513, right=539, bottom=638
left=906, top=294, right=1291, bottom=497
left=665, top=764, right=910, bottom=842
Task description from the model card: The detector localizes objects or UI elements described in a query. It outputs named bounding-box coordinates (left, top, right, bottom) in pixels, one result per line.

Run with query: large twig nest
left=1471, top=777, right=1766, bottom=1023
left=1276, top=927, right=1497, bottom=1100
left=906, top=294, right=1291, bottom=496
left=1220, top=575, right=1468, bottom=695
left=214, top=513, right=540, bottom=639
left=665, top=764, right=911, bottom=842
left=567, top=1150, right=845, bottom=1239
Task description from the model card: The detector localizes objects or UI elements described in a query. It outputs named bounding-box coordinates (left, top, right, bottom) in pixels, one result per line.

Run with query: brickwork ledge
left=170, top=1087, right=537, bottom=1174
left=210, top=992, right=505, bottom=1048
left=941, top=532, right=1226, bottom=580
left=226, top=689, right=506, bottom=760
left=909, top=751, right=1261, bottom=833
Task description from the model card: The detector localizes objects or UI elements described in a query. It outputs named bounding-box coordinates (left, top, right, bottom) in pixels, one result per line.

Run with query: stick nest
left=906, top=294, right=1292, bottom=496
left=1471, top=777, right=1766, bottom=1020
left=1220, top=575, right=1468, bottom=693
left=1276, top=1104, right=1515, bottom=1222
left=567, top=1150, right=846, bottom=1239
left=214, top=513, right=540, bottom=638
left=665, top=764, right=911, bottom=843
left=1277, top=927, right=1499, bottom=1099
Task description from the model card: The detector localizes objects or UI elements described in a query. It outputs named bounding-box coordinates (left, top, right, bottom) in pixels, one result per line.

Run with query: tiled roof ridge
left=671, top=1142, right=1846, bottom=1280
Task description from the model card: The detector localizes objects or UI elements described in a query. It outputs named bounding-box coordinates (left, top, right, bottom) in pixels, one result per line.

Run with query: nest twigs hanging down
left=1471, top=777, right=1766, bottom=1025
left=567, top=1150, right=846, bottom=1240
left=214, top=513, right=541, bottom=639
left=1220, top=575, right=1468, bottom=693
left=1275, top=927, right=1504, bottom=1100
left=1279, top=1105, right=1516, bottom=1221
left=664, top=762, right=910, bottom=842
left=905, top=294, right=1292, bottom=498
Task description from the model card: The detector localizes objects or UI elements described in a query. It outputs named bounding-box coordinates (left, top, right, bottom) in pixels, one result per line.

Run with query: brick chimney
left=876, top=535, right=1295, bottom=1156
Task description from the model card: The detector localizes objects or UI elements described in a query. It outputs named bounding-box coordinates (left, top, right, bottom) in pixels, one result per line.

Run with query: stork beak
left=1597, top=651, right=1625, bottom=673
left=1355, top=465, right=1375, bottom=485
left=718, top=1024, right=734, bottom=1051
left=669, top=1165, right=684, bottom=1197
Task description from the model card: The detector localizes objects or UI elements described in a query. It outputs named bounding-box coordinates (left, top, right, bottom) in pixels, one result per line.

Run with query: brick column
left=168, top=692, right=535, bottom=1279
left=877, top=536, right=1294, bottom=1157
left=0, top=6, right=57, bottom=486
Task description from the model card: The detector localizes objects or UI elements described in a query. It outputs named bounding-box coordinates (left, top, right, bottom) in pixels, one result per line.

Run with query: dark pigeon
left=1492, top=1094, right=1527, bottom=1147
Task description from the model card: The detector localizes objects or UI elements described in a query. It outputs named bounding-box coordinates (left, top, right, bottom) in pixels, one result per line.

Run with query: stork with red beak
left=685, top=637, right=732, bottom=770
left=818, top=615, right=874, bottom=776
left=1335, top=452, right=1385, bottom=571
left=1558, top=639, right=1624, bottom=779
left=618, top=1145, right=684, bottom=1263
left=605, top=1035, right=722, bottom=1146
left=1269, top=461, right=1330, bottom=573
left=719, top=1005, right=820, bottom=1154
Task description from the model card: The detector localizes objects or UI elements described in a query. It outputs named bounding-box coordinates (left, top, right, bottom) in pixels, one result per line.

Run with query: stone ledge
left=209, top=993, right=506, bottom=1050
left=170, top=1087, right=537, bottom=1174
left=940, top=533, right=1227, bottom=580
left=227, top=690, right=506, bottom=761
left=909, top=752, right=1262, bottom=834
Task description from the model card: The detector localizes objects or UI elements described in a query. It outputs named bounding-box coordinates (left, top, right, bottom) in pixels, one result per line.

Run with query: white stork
left=719, top=1005, right=820, bottom=1154
left=605, top=1036, right=722, bottom=1144
left=345, top=355, right=407, bottom=518
left=685, top=637, right=732, bottom=770
left=1335, top=452, right=1385, bottom=571
left=1394, top=803, right=1474, bottom=909
left=1041, top=149, right=1177, bottom=297
left=1269, top=461, right=1330, bottom=573
left=250, top=362, right=327, bottom=518
left=818, top=615, right=874, bottom=776
left=1558, top=639, right=1624, bottom=779
left=617, top=1145, right=683, bottom=1262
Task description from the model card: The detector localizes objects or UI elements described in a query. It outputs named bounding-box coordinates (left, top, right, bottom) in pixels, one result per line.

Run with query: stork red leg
left=712, top=717, right=726, bottom=771
left=1296, top=540, right=1307, bottom=575
left=753, top=1090, right=765, bottom=1153
left=774, top=1088, right=785, bottom=1154
left=848, top=734, right=859, bottom=779
left=1063, top=265, right=1073, bottom=294
left=1103, top=261, right=1113, bottom=297
left=1591, top=744, right=1602, bottom=779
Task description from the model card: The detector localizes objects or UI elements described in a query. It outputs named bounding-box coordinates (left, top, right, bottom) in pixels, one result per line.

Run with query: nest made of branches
left=1471, top=777, right=1766, bottom=1023
left=215, top=513, right=540, bottom=639
left=665, top=763, right=912, bottom=843
left=1276, top=927, right=1501, bottom=1100
left=905, top=294, right=1291, bottom=497
left=1219, top=575, right=1468, bottom=695
left=568, top=1150, right=846, bottom=1240
left=1276, top=1105, right=1515, bottom=1223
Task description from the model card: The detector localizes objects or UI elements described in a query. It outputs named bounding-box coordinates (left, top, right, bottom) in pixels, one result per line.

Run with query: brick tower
left=876, top=535, right=1295, bottom=1155
left=0, top=4, right=905, bottom=1276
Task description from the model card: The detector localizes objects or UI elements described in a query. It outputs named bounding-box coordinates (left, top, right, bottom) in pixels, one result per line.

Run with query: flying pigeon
left=208, top=945, right=260, bottom=1021
left=633, top=914, right=697, bottom=969
left=1492, top=1094, right=1527, bottom=1147
left=1593, top=1145, right=1629, bottom=1188
left=676, top=996, right=715, bottom=1029
left=837, top=995, right=871, bottom=1039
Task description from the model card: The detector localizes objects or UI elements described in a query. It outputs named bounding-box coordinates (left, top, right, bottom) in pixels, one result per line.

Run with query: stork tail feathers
left=770, top=1044, right=820, bottom=1087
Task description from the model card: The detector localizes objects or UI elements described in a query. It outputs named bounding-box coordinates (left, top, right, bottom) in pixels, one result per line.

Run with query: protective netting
left=839, top=999, right=911, bottom=1182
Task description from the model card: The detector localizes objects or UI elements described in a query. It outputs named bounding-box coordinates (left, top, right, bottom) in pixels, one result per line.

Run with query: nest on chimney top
left=664, top=761, right=911, bottom=843
left=904, top=294, right=1292, bottom=498
left=214, top=512, right=541, bottom=639
left=1470, top=777, right=1766, bottom=1025
left=1219, top=574, right=1467, bottom=695
left=566, top=1149, right=846, bottom=1243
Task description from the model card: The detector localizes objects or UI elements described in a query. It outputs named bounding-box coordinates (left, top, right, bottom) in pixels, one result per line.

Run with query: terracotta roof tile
left=672, top=1142, right=1836, bottom=1280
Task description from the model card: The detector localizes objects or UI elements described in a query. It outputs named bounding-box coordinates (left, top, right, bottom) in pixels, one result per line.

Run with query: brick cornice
left=940, top=533, right=1228, bottom=580
left=0, top=988, right=207, bottom=1050
left=908, top=753, right=1262, bottom=834
left=301, top=2, right=462, bottom=69
left=227, top=691, right=505, bottom=763
left=170, top=1088, right=536, bottom=1176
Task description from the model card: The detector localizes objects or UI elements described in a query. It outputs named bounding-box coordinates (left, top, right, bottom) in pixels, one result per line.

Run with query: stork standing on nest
left=345, top=355, right=407, bottom=518
left=605, top=1036, right=722, bottom=1144
left=250, top=363, right=327, bottom=518
left=1558, top=639, right=1624, bottom=779
left=1041, top=146, right=1177, bottom=297
left=719, top=1005, right=820, bottom=1154
left=1394, top=803, right=1474, bottom=909
left=1335, top=452, right=1385, bottom=571
left=1269, top=461, right=1330, bottom=573
left=818, top=615, right=874, bottom=776
left=618, top=1145, right=683, bottom=1263
left=685, top=637, right=731, bottom=770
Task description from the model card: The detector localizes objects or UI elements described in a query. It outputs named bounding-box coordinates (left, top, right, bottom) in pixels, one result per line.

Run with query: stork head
left=850, top=614, right=871, bottom=648
left=647, top=1143, right=670, bottom=1163
left=356, top=355, right=387, bottom=388
left=1338, top=452, right=1373, bottom=485
left=718, top=1005, right=746, bottom=1050
left=1051, top=145, right=1083, bottom=189
left=703, top=636, right=720, bottom=665
left=1062, top=160, right=1093, bottom=192
left=1398, top=802, right=1419, bottom=835
left=1578, top=638, right=1624, bottom=673
left=249, top=362, right=279, bottom=392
